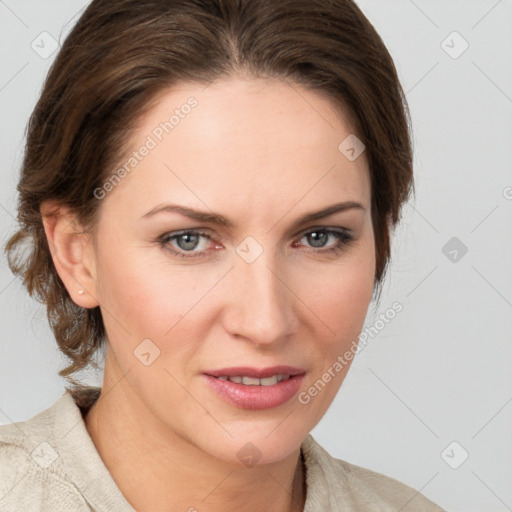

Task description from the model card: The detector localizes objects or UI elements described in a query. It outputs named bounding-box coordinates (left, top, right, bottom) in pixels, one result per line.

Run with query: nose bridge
left=225, top=244, right=294, bottom=344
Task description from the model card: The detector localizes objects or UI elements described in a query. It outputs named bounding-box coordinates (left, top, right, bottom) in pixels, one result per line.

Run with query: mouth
left=204, top=365, right=305, bottom=379
left=215, top=374, right=292, bottom=386
left=202, top=366, right=306, bottom=410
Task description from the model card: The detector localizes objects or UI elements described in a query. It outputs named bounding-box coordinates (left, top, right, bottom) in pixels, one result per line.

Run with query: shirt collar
left=54, top=389, right=135, bottom=511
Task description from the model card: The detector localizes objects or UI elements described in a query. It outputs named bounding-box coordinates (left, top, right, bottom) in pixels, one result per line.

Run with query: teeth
left=216, top=374, right=291, bottom=385
left=242, top=376, right=261, bottom=386
left=259, top=375, right=279, bottom=386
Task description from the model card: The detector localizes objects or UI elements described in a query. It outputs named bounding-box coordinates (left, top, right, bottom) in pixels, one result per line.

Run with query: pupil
left=178, top=234, right=199, bottom=251
left=308, top=231, right=327, bottom=248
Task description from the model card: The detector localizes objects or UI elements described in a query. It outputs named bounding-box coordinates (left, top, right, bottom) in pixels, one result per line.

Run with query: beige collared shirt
left=0, top=388, right=444, bottom=511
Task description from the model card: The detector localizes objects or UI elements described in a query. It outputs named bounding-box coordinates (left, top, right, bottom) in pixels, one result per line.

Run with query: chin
left=196, top=423, right=308, bottom=468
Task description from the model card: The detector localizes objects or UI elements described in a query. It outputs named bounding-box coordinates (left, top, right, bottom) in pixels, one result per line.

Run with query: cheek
left=313, top=273, right=372, bottom=346
left=95, top=243, right=219, bottom=351
left=93, top=242, right=177, bottom=342
left=302, top=247, right=375, bottom=342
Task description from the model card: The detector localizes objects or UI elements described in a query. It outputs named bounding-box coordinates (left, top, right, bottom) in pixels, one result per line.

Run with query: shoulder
left=0, top=394, right=91, bottom=511
left=302, top=435, right=445, bottom=511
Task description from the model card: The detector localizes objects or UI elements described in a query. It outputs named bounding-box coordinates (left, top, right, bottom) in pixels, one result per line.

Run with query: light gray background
left=1, top=1, right=511, bottom=511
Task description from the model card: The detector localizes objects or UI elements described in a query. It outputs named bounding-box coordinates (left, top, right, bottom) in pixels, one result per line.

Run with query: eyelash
left=157, top=228, right=354, bottom=260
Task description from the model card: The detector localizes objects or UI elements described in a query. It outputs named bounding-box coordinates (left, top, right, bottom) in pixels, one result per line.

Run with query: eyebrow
left=140, top=201, right=366, bottom=230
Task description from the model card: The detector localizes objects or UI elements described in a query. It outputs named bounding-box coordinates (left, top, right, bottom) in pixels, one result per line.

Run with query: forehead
left=136, top=76, right=359, bottom=153
left=102, top=76, right=370, bottom=223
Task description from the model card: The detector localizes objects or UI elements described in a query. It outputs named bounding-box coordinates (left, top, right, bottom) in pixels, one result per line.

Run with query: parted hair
left=4, top=0, right=413, bottom=383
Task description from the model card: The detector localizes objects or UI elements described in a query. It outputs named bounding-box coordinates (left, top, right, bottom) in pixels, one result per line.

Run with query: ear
left=41, top=200, right=99, bottom=309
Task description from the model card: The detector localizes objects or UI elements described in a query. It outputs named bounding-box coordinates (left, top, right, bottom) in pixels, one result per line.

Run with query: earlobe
left=40, top=201, right=99, bottom=309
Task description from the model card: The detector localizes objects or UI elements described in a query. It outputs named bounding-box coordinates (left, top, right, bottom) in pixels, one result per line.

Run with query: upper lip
left=204, top=366, right=306, bottom=378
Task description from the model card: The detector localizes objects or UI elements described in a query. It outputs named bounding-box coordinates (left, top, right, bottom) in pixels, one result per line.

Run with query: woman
left=1, top=0, right=445, bottom=510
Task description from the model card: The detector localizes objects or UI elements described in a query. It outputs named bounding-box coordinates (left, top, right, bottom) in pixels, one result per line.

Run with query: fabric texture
left=0, top=389, right=445, bottom=511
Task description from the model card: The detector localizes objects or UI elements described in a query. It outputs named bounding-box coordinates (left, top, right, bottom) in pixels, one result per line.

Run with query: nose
left=221, top=249, right=297, bottom=347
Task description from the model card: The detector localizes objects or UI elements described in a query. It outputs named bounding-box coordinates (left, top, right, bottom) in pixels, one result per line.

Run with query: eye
left=157, top=227, right=354, bottom=260
left=158, top=230, right=216, bottom=259
left=295, top=228, right=353, bottom=253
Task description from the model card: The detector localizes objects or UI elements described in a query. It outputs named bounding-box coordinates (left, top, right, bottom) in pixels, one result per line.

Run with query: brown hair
left=4, top=0, right=413, bottom=383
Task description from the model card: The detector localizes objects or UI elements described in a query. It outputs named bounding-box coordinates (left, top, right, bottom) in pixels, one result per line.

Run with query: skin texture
left=42, top=76, right=376, bottom=512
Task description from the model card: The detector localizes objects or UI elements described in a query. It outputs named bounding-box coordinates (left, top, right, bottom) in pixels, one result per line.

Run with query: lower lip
left=203, top=374, right=305, bottom=410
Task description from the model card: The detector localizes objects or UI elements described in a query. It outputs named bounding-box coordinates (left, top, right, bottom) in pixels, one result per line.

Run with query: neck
left=84, top=376, right=306, bottom=512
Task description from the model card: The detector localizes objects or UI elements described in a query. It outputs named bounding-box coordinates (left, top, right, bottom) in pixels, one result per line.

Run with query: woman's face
left=86, top=76, right=375, bottom=465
